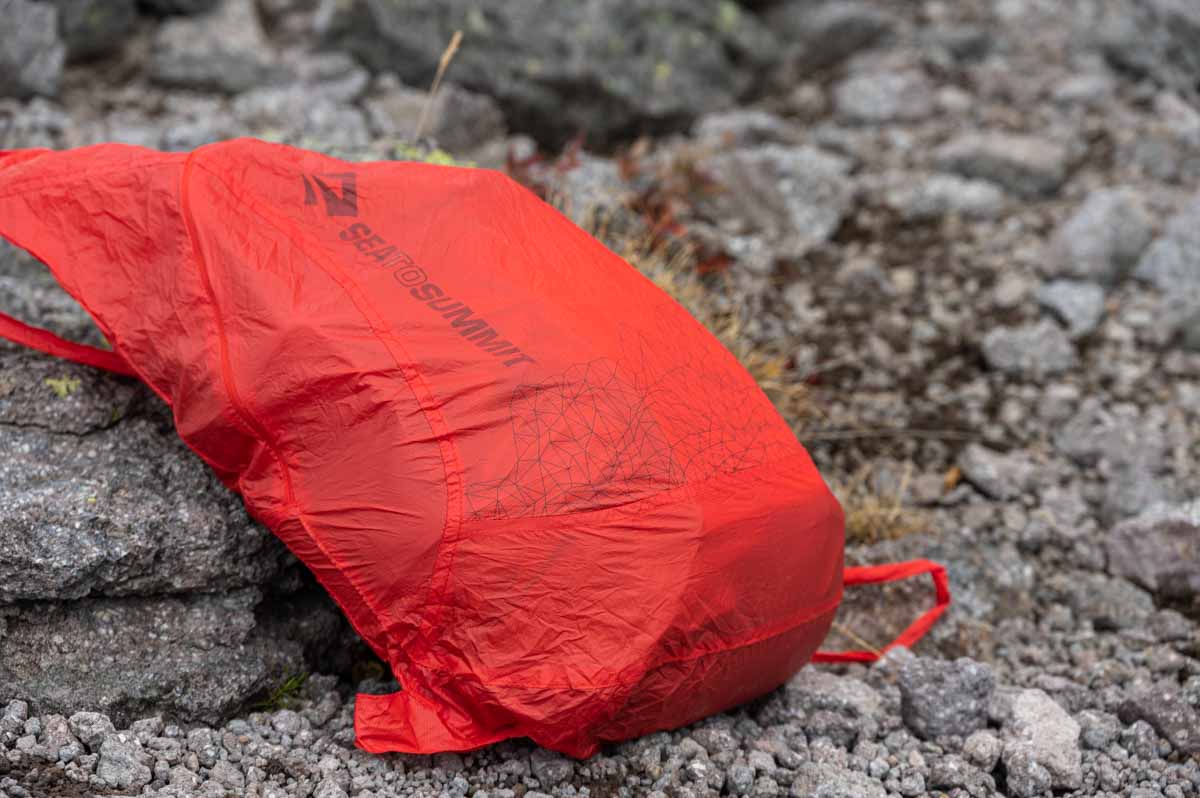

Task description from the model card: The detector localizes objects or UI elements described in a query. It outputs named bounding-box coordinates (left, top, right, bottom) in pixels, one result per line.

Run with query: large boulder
left=50, top=0, right=137, bottom=62
left=0, top=241, right=355, bottom=727
left=0, top=589, right=346, bottom=726
left=0, top=0, right=66, bottom=99
left=149, top=0, right=282, bottom=93
left=0, top=401, right=289, bottom=602
left=316, top=0, right=781, bottom=146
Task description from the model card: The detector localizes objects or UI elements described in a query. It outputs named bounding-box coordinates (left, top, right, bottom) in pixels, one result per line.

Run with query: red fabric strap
left=812, top=558, right=950, bottom=663
left=0, top=309, right=135, bottom=376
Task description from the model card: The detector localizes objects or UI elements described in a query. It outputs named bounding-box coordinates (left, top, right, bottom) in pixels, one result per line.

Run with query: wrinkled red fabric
left=0, top=140, right=941, bottom=758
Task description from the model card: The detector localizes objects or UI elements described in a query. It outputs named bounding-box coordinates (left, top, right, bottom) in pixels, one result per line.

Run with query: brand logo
left=303, top=173, right=358, bottom=217
left=337, top=222, right=535, bottom=368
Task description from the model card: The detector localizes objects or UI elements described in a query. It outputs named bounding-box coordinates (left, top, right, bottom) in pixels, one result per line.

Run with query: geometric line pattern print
left=465, top=313, right=792, bottom=520
left=465, top=358, right=680, bottom=520
left=616, top=314, right=790, bottom=485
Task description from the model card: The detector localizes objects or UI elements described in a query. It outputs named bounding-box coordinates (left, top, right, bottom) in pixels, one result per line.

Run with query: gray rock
left=727, top=762, right=755, bottom=795
left=39, top=714, right=76, bottom=759
left=1098, top=0, right=1200, bottom=102
left=1000, top=741, right=1052, bottom=798
left=1035, top=280, right=1107, bottom=338
left=1134, top=192, right=1200, bottom=349
left=2, top=700, right=29, bottom=734
left=0, top=402, right=289, bottom=603
left=1119, top=682, right=1200, bottom=756
left=962, top=730, right=1002, bottom=771
left=927, top=755, right=976, bottom=789
left=897, top=657, right=995, bottom=739
left=314, top=778, right=350, bottom=798
left=936, top=133, right=1070, bottom=198
left=169, top=764, right=202, bottom=789
left=1003, top=690, right=1082, bottom=793
left=698, top=145, right=854, bottom=258
left=1053, top=72, right=1118, bottom=105
left=365, top=80, right=506, bottom=154
left=67, top=711, right=114, bottom=751
left=833, top=70, right=935, bottom=124
left=884, top=174, right=1006, bottom=222
left=530, top=748, right=573, bottom=788
left=0, top=590, right=343, bottom=727
left=1055, top=399, right=1169, bottom=520
left=0, top=96, right=72, bottom=149
left=1107, top=500, right=1200, bottom=603
left=768, top=2, right=897, bottom=76
left=318, top=0, right=780, bottom=147
left=693, top=109, right=797, bottom=147
left=1047, top=188, right=1154, bottom=285
left=0, top=0, right=66, bottom=99
left=523, top=153, right=633, bottom=229
left=141, top=0, right=219, bottom=13
left=50, top=0, right=137, bottom=62
left=1043, top=570, right=1156, bottom=631
left=1077, top=709, right=1121, bottom=750
left=1135, top=193, right=1200, bottom=294
left=96, top=735, right=152, bottom=790
left=271, top=709, right=304, bottom=737
left=221, top=51, right=366, bottom=153
left=981, top=320, right=1078, bottom=378
left=957, top=444, right=1037, bottom=501
left=785, top=669, right=881, bottom=719
left=149, top=0, right=281, bottom=93
left=209, top=758, right=246, bottom=790
left=789, top=762, right=886, bottom=798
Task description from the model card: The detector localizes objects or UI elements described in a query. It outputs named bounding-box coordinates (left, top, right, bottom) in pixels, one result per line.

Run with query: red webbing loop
left=0, top=310, right=136, bottom=376
left=812, top=558, right=950, bottom=663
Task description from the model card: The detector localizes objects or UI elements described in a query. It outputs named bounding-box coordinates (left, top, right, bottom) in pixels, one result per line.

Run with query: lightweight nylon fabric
left=0, top=140, right=940, bottom=758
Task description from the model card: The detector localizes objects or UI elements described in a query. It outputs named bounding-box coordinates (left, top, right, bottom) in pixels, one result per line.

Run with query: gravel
left=1, top=1, right=1199, bottom=796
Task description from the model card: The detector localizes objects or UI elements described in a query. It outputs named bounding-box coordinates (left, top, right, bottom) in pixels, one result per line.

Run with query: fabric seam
left=186, top=155, right=465, bottom=670
left=180, top=152, right=397, bottom=658
left=419, top=586, right=844, bottom=693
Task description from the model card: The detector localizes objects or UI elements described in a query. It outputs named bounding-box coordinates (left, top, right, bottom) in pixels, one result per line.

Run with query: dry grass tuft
left=830, top=463, right=928, bottom=545
left=581, top=207, right=816, bottom=427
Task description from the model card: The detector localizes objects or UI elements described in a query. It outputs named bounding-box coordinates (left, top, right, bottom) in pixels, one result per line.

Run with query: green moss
left=717, top=0, right=740, bottom=32
left=44, top=376, right=81, bottom=399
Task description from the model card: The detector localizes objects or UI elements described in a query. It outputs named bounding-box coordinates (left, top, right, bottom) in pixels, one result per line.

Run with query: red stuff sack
left=0, top=140, right=948, bottom=757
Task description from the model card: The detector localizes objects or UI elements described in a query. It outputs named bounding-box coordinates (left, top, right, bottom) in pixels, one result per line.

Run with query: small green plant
left=253, top=672, right=308, bottom=712
left=44, top=376, right=81, bottom=398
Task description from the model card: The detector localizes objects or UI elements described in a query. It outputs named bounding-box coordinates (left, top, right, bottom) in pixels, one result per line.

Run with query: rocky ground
left=2, top=0, right=1200, bottom=796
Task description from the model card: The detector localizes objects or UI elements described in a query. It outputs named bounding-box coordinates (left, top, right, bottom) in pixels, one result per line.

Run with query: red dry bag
left=0, top=141, right=948, bottom=757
